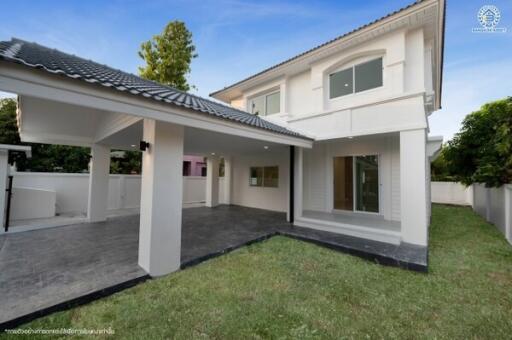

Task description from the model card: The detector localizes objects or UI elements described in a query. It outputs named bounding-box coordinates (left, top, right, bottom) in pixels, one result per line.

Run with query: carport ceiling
left=102, top=120, right=288, bottom=156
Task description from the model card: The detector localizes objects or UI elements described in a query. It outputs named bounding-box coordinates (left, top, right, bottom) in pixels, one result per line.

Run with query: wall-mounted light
left=211, top=152, right=216, bottom=156
left=130, top=144, right=136, bottom=148
left=140, top=141, right=150, bottom=151
left=264, top=146, right=269, bottom=150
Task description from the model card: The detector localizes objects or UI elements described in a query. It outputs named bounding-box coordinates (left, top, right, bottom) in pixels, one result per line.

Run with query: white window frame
left=328, top=57, right=384, bottom=100
left=248, top=89, right=281, bottom=116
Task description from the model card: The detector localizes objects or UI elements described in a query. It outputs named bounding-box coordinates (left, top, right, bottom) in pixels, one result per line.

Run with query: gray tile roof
left=0, top=38, right=310, bottom=140
left=210, top=0, right=426, bottom=98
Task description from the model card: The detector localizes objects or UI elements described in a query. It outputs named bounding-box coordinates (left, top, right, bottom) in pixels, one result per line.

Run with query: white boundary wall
left=432, top=181, right=511, bottom=244
left=11, top=172, right=213, bottom=220
left=431, top=181, right=473, bottom=206
left=10, top=187, right=56, bottom=220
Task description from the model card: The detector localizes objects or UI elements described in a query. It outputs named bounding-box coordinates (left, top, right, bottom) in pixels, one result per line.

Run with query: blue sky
left=1, top=0, right=511, bottom=140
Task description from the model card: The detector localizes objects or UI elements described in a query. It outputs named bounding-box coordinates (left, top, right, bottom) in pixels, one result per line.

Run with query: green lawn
left=3, top=205, right=512, bottom=339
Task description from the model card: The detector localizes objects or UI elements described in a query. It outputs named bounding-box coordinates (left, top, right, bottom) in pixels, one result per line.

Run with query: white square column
left=206, top=156, right=219, bottom=207
left=223, top=157, right=232, bottom=205
left=138, top=119, right=184, bottom=276
left=400, top=129, right=428, bottom=246
left=87, top=144, right=110, bottom=222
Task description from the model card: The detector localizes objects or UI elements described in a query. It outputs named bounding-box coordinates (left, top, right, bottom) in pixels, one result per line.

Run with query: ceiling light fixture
left=264, top=146, right=269, bottom=150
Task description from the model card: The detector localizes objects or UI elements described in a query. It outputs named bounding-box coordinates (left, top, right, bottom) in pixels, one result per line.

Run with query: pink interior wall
left=183, top=155, right=206, bottom=176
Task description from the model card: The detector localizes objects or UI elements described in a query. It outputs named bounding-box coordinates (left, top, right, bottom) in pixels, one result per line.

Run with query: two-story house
left=0, top=0, right=445, bottom=278
left=211, top=0, right=445, bottom=247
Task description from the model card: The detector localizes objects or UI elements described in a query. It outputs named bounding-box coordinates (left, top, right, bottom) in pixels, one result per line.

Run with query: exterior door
left=333, top=155, right=379, bottom=213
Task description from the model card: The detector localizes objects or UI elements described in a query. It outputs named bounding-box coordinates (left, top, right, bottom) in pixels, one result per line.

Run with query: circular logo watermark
left=478, top=5, right=500, bottom=28
left=473, top=5, right=507, bottom=33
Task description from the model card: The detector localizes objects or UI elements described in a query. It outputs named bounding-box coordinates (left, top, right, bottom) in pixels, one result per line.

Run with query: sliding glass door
left=355, top=156, right=379, bottom=213
left=333, top=155, right=379, bottom=213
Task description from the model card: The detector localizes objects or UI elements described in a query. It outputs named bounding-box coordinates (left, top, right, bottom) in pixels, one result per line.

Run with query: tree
left=430, top=146, right=456, bottom=182
left=0, top=98, right=21, bottom=145
left=21, top=144, right=91, bottom=173
left=138, top=20, right=198, bottom=91
left=443, top=97, right=512, bottom=187
left=0, top=98, right=142, bottom=173
left=110, top=151, right=142, bottom=174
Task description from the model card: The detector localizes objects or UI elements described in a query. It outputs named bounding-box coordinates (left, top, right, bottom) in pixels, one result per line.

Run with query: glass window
left=183, top=161, right=191, bottom=176
left=266, top=92, right=280, bottom=115
left=219, top=158, right=225, bottom=177
left=263, top=166, right=279, bottom=187
left=329, top=57, right=383, bottom=99
left=329, top=68, right=353, bottom=99
left=249, top=166, right=279, bottom=187
left=354, top=58, right=383, bottom=93
left=250, top=91, right=280, bottom=116
left=250, top=96, right=265, bottom=116
left=250, top=167, right=263, bottom=186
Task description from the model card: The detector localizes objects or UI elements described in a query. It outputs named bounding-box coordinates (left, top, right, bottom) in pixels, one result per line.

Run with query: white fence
left=432, top=181, right=512, bottom=244
left=10, top=172, right=214, bottom=220
left=431, top=181, right=473, bottom=206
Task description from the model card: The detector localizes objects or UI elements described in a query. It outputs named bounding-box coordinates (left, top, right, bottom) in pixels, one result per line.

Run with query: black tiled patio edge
left=280, top=232, right=429, bottom=273
left=2, top=230, right=427, bottom=331
left=0, top=275, right=150, bottom=332
left=181, top=231, right=428, bottom=273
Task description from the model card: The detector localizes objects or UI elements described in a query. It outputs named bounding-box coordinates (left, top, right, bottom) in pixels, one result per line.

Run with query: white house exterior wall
left=404, top=28, right=425, bottom=93
left=218, top=18, right=443, bottom=247
left=289, top=94, right=426, bottom=140
left=231, top=150, right=289, bottom=212
left=230, top=29, right=429, bottom=135
left=287, top=70, right=313, bottom=118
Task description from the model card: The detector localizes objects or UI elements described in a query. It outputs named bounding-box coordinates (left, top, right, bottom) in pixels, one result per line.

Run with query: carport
left=0, top=39, right=314, bottom=327
left=0, top=38, right=312, bottom=276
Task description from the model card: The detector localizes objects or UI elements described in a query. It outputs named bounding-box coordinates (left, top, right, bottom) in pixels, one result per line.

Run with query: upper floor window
left=249, top=91, right=280, bottom=116
left=329, top=57, right=383, bottom=99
